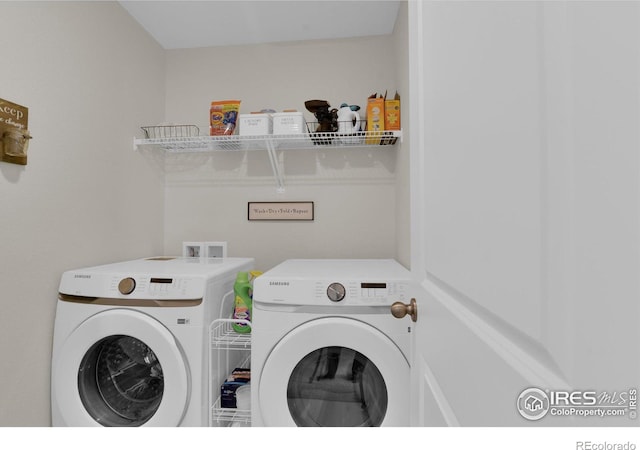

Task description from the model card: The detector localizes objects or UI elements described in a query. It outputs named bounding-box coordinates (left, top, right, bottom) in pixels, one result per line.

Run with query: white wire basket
left=210, top=318, right=252, bottom=349
left=141, top=124, right=200, bottom=139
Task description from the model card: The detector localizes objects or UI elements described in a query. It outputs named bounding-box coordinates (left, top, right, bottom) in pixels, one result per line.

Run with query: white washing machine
left=251, top=259, right=416, bottom=427
left=51, top=256, right=254, bottom=427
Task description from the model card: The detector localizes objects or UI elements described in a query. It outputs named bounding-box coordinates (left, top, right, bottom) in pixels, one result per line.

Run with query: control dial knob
left=118, top=277, right=136, bottom=295
left=327, top=282, right=346, bottom=302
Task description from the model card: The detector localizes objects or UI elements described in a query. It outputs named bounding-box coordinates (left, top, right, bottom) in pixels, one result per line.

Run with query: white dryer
left=51, top=256, right=254, bottom=427
left=251, top=259, right=416, bottom=427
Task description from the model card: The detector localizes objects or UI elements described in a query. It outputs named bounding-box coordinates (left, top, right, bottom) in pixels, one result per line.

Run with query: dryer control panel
left=254, top=278, right=410, bottom=306
left=318, top=280, right=408, bottom=305
left=253, top=259, right=413, bottom=307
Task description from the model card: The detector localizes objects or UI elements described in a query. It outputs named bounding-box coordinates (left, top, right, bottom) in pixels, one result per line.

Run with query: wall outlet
left=182, top=241, right=227, bottom=258
left=183, top=242, right=204, bottom=258
left=204, top=241, right=227, bottom=258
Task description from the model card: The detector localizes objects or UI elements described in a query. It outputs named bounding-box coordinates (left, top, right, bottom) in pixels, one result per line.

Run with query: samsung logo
left=74, top=274, right=91, bottom=279
left=269, top=281, right=290, bottom=286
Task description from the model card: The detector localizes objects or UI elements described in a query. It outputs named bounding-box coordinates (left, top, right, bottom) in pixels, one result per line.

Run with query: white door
left=408, top=1, right=639, bottom=426
left=52, top=309, right=189, bottom=426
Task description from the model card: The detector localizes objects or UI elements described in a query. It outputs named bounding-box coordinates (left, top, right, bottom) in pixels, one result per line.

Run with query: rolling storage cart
left=209, top=300, right=252, bottom=427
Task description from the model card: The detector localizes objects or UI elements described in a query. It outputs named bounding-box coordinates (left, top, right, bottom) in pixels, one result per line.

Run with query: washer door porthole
left=53, top=309, right=189, bottom=426
left=78, top=335, right=164, bottom=427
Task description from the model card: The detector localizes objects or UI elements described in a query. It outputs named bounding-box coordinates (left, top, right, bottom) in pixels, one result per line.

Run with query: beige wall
left=0, top=2, right=165, bottom=425
left=163, top=34, right=406, bottom=270
left=0, top=0, right=409, bottom=426
left=393, top=0, right=410, bottom=268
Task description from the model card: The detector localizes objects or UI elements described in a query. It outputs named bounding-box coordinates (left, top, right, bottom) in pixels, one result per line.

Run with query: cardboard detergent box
left=365, top=93, right=385, bottom=144
left=220, top=368, right=250, bottom=408
left=385, top=91, right=401, bottom=131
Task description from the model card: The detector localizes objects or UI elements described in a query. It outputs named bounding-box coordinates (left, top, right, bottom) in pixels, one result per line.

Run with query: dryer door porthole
left=53, top=309, right=189, bottom=427
left=258, top=317, right=410, bottom=426
left=287, top=346, right=388, bottom=426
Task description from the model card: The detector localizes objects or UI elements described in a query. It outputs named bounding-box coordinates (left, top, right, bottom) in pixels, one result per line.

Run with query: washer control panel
left=108, top=275, right=203, bottom=299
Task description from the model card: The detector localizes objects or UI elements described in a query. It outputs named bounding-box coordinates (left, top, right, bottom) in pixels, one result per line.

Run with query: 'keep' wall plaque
left=0, top=98, right=30, bottom=166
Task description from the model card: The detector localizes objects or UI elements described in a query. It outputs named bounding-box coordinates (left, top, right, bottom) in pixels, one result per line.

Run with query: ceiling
left=118, top=1, right=401, bottom=50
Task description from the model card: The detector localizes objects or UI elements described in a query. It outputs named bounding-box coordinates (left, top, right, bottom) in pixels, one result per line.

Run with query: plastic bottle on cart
left=232, top=272, right=252, bottom=333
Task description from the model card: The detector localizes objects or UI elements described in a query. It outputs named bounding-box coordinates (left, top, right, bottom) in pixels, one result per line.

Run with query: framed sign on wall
left=248, top=202, right=314, bottom=221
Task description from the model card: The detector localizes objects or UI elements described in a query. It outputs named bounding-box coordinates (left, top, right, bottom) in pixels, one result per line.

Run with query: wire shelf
left=135, top=127, right=401, bottom=192
left=134, top=129, right=401, bottom=153
left=138, top=135, right=274, bottom=153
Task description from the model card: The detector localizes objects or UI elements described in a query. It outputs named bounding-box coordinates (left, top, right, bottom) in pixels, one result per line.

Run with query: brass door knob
left=390, top=298, right=418, bottom=322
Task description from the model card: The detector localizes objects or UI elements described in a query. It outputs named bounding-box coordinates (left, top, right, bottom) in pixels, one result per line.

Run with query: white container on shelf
left=272, top=112, right=306, bottom=135
left=239, top=113, right=272, bottom=136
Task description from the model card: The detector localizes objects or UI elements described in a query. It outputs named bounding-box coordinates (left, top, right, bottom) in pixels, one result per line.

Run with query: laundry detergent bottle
left=232, top=271, right=252, bottom=333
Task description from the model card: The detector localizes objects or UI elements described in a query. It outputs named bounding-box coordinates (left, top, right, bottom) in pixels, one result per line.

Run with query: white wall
left=162, top=35, right=404, bottom=270
left=0, top=2, right=166, bottom=425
